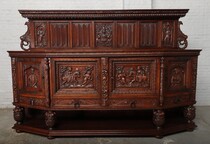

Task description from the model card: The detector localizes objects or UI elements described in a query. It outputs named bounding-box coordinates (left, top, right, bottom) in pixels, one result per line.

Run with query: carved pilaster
left=45, top=111, right=56, bottom=130
left=35, top=22, right=47, bottom=48
left=11, top=58, right=18, bottom=103
left=153, top=109, right=165, bottom=130
left=177, top=21, right=188, bottom=49
left=13, top=106, right=24, bottom=124
left=43, top=58, right=50, bottom=107
left=184, top=105, right=195, bottom=124
left=160, top=57, right=164, bottom=106
left=191, top=57, right=198, bottom=102
left=20, top=22, right=31, bottom=51
left=101, top=57, right=109, bottom=106
left=162, top=21, right=174, bottom=47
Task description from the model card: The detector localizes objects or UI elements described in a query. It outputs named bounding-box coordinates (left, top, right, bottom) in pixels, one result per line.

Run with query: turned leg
left=45, top=111, right=56, bottom=130
left=153, top=109, right=165, bottom=138
left=13, top=106, right=25, bottom=125
left=184, top=105, right=196, bottom=131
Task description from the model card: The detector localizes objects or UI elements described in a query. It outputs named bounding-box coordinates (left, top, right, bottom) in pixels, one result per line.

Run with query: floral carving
left=96, top=23, right=113, bottom=47
left=162, top=22, right=173, bottom=46
left=116, top=65, right=150, bottom=88
left=20, top=22, right=31, bottom=51
left=177, top=21, right=188, bottom=49
left=11, top=58, right=18, bottom=103
left=35, top=23, right=47, bottom=47
left=60, top=66, right=94, bottom=88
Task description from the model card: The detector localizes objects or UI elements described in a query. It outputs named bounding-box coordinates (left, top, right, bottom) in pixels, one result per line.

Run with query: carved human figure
left=37, top=24, right=46, bottom=47
left=61, top=67, right=72, bottom=86
left=128, top=67, right=136, bottom=85
left=136, top=66, right=147, bottom=83
left=82, top=67, right=93, bottom=86
left=27, top=68, right=38, bottom=88
left=116, top=67, right=126, bottom=85
left=163, top=22, right=173, bottom=45
left=170, top=67, right=184, bottom=87
left=72, top=68, right=81, bottom=85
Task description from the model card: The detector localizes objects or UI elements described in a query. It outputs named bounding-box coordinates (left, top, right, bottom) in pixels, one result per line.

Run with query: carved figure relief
left=115, top=65, right=150, bottom=88
left=96, top=23, right=113, bottom=47
left=35, top=23, right=47, bottom=47
left=170, top=67, right=185, bottom=88
left=60, top=66, right=94, bottom=88
left=24, top=66, right=39, bottom=89
left=162, top=22, right=173, bottom=46
left=20, top=22, right=31, bottom=51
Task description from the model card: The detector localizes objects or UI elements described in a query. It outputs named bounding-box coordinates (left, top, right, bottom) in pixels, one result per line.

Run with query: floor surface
left=0, top=106, right=210, bottom=144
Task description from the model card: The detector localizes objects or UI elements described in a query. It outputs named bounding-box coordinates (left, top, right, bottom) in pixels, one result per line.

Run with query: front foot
left=13, top=106, right=25, bottom=125
left=45, top=111, right=56, bottom=130
left=153, top=109, right=165, bottom=138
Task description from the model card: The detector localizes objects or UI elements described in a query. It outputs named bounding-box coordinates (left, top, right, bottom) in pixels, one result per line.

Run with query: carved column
left=184, top=105, right=195, bottom=124
left=153, top=109, right=165, bottom=137
left=13, top=106, right=25, bottom=125
left=101, top=57, right=109, bottom=106
left=45, top=111, right=56, bottom=130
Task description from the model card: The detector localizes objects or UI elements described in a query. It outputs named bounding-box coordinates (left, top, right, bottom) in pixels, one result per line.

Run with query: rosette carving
left=20, top=22, right=31, bottom=51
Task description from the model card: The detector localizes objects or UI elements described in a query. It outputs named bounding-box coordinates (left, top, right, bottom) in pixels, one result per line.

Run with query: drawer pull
left=130, top=101, right=136, bottom=108
left=174, top=97, right=181, bottom=104
left=74, top=101, right=80, bottom=109
left=30, top=99, right=35, bottom=106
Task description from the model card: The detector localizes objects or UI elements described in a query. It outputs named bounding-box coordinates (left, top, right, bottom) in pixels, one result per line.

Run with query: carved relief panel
left=34, top=22, right=47, bottom=48
left=109, top=58, right=158, bottom=98
left=95, top=23, right=113, bottom=48
left=72, top=22, right=91, bottom=48
left=117, top=22, right=136, bottom=48
left=140, top=22, right=157, bottom=47
left=51, top=58, right=100, bottom=98
left=16, top=58, right=47, bottom=97
left=162, top=21, right=175, bottom=47
left=165, top=57, right=191, bottom=92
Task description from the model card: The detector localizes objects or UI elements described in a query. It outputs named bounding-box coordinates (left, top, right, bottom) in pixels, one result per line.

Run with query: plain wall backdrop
left=0, top=0, right=209, bottom=107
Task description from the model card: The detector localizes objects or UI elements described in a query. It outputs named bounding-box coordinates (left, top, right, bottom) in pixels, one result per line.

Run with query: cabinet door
left=164, top=57, right=196, bottom=107
left=50, top=58, right=101, bottom=109
left=16, top=58, right=49, bottom=108
left=109, top=57, right=159, bottom=109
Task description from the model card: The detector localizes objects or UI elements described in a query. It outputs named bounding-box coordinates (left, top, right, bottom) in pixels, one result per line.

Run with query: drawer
left=19, top=96, right=47, bottom=108
left=164, top=95, right=192, bottom=108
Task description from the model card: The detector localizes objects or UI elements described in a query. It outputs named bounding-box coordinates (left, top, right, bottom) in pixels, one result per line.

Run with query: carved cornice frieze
left=19, top=9, right=189, bottom=20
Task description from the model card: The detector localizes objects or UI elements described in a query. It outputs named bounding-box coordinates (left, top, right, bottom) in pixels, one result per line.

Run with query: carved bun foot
left=13, top=106, right=25, bottom=125
left=153, top=109, right=165, bottom=138
left=45, top=111, right=56, bottom=130
left=184, top=105, right=196, bottom=131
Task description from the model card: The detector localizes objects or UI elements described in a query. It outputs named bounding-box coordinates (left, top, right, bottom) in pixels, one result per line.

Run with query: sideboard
left=8, top=9, right=201, bottom=138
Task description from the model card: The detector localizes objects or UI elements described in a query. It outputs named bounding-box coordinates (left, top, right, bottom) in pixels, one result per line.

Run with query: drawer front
left=109, top=57, right=158, bottom=98
left=50, top=58, right=101, bottom=108
left=19, top=96, right=46, bottom=108
left=164, top=94, right=192, bottom=108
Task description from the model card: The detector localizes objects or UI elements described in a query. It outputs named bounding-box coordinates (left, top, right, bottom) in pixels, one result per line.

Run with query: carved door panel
left=50, top=58, right=100, bottom=109
left=164, top=57, right=194, bottom=107
left=16, top=58, right=49, bottom=108
left=109, top=57, right=159, bottom=108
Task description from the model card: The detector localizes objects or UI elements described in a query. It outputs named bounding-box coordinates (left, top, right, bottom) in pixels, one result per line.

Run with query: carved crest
left=96, top=23, right=113, bottom=47
left=20, top=22, right=31, bottom=51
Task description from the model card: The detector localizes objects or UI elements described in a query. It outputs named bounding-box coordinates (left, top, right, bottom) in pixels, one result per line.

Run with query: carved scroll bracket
left=177, top=21, right=188, bottom=49
left=20, top=22, right=31, bottom=51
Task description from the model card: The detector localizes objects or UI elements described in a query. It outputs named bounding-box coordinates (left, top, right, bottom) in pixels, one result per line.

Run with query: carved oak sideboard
left=8, top=9, right=201, bottom=138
